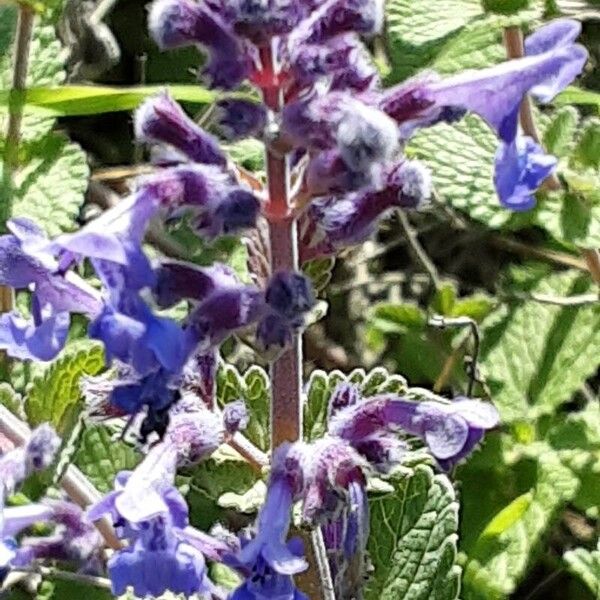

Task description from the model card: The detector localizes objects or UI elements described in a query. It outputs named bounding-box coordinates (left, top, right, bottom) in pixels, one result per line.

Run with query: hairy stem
left=260, top=44, right=302, bottom=447
left=259, top=43, right=334, bottom=598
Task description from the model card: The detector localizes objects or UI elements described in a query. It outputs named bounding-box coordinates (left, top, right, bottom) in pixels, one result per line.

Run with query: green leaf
left=74, top=425, right=140, bottom=493
left=0, top=382, right=23, bottom=416
left=186, top=446, right=259, bottom=530
left=25, top=340, right=105, bottom=434
left=0, top=84, right=218, bottom=117
left=223, top=138, right=265, bottom=173
left=304, top=367, right=408, bottom=442
left=474, top=491, right=533, bottom=542
left=480, top=270, right=600, bottom=423
left=217, top=364, right=270, bottom=451
left=572, top=118, right=600, bottom=170
left=9, top=132, right=89, bottom=235
left=564, top=543, right=600, bottom=597
left=303, top=257, right=336, bottom=294
left=554, top=86, right=600, bottom=109
left=462, top=452, right=579, bottom=599
left=365, top=465, right=461, bottom=600
left=542, top=106, right=579, bottom=158
left=408, top=115, right=514, bottom=228
left=384, top=0, right=540, bottom=83
left=370, top=303, right=428, bottom=334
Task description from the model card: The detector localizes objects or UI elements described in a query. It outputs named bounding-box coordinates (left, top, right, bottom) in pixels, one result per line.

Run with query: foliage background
left=0, top=0, right=599, bottom=598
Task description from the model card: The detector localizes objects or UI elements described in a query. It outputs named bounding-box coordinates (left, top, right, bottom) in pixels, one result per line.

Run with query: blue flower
left=382, top=19, right=587, bottom=209
left=0, top=219, right=101, bottom=361
left=227, top=483, right=308, bottom=600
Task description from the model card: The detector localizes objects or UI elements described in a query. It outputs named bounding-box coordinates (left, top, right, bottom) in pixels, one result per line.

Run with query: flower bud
left=135, top=92, right=226, bottom=166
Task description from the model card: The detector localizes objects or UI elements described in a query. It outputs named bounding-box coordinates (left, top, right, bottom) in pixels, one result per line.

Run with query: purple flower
left=302, top=160, right=431, bottom=258
left=215, top=99, right=268, bottom=141
left=0, top=220, right=101, bottom=361
left=256, top=271, right=315, bottom=351
left=293, top=0, right=384, bottom=45
left=1, top=504, right=55, bottom=582
left=89, top=293, right=187, bottom=376
left=382, top=20, right=587, bottom=209
left=289, top=34, right=379, bottom=93
left=226, top=444, right=308, bottom=599
left=0, top=424, right=60, bottom=502
left=16, top=501, right=103, bottom=571
left=223, top=400, right=250, bottom=435
left=135, top=92, right=227, bottom=166
left=148, top=0, right=252, bottom=89
left=229, top=0, right=308, bottom=43
left=90, top=471, right=214, bottom=599
left=329, top=395, right=500, bottom=470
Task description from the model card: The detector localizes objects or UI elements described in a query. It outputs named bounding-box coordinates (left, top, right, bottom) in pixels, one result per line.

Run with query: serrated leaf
left=384, top=0, right=541, bottom=83
left=463, top=452, right=580, bottom=599
left=25, top=340, right=105, bottom=434
left=409, top=115, right=514, bottom=228
left=186, top=446, right=259, bottom=530
left=217, top=364, right=270, bottom=451
left=9, top=133, right=89, bottom=235
left=224, top=138, right=265, bottom=173
left=303, top=257, right=336, bottom=294
left=304, top=367, right=408, bottom=441
left=564, top=543, right=600, bottom=597
left=480, top=270, right=600, bottom=423
left=555, top=86, right=600, bottom=108
left=542, top=106, right=579, bottom=157
left=365, top=465, right=461, bottom=600
left=74, top=425, right=140, bottom=493
left=572, top=118, right=600, bottom=170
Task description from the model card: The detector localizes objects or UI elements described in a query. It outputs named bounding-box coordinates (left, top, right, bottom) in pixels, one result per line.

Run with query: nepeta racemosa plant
left=0, top=0, right=588, bottom=597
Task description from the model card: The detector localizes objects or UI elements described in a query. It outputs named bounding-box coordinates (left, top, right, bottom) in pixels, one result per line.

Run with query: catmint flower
left=329, top=395, right=500, bottom=470
left=0, top=424, right=60, bottom=501
left=17, top=500, right=103, bottom=571
left=223, top=400, right=250, bottom=435
left=179, top=349, right=219, bottom=409
left=293, top=0, right=384, bottom=45
left=215, top=99, right=268, bottom=141
left=148, top=0, right=252, bottom=89
left=135, top=92, right=227, bottom=166
left=327, top=382, right=361, bottom=421
left=257, top=271, right=315, bottom=350
left=382, top=20, right=587, bottom=209
left=90, top=294, right=187, bottom=377
left=1, top=504, right=55, bottom=582
left=229, top=0, right=308, bottom=43
left=226, top=444, right=308, bottom=599
left=302, top=159, right=431, bottom=259
left=0, top=220, right=101, bottom=361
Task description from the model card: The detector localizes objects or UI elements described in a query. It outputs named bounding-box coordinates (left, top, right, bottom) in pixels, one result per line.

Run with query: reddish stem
left=258, top=43, right=303, bottom=446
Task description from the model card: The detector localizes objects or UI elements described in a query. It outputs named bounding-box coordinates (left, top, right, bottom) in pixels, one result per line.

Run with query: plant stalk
left=260, top=44, right=303, bottom=447
left=259, top=43, right=334, bottom=598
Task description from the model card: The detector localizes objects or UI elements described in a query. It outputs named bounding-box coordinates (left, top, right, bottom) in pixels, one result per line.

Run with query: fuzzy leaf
left=217, top=364, right=270, bottom=451
left=480, top=270, right=600, bottom=423
left=304, top=367, right=408, bottom=442
left=10, top=133, right=89, bottom=235
left=572, top=118, right=600, bottom=170
left=303, top=257, right=336, bottom=294
left=186, top=446, right=259, bottom=530
left=542, top=106, right=579, bottom=158
left=564, top=543, right=600, bottom=597
left=0, top=382, right=23, bottom=416
left=74, top=425, right=140, bottom=493
left=365, top=465, right=461, bottom=600
left=25, top=340, right=105, bottom=434
left=462, top=452, right=580, bottom=599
